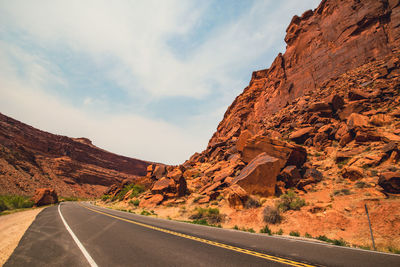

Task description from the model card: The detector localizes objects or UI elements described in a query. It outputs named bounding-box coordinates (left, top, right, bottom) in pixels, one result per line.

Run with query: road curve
left=5, top=202, right=400, bottom=267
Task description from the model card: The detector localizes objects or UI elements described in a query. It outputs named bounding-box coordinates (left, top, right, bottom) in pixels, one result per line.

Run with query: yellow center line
left=78, top=203, right=316, bottom=267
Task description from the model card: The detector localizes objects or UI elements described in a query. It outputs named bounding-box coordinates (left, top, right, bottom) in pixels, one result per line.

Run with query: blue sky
left=0, top=0, right=320, bottom=164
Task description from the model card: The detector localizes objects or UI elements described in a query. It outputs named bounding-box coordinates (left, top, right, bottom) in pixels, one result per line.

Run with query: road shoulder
left=0, top=207, right=44, bottom=266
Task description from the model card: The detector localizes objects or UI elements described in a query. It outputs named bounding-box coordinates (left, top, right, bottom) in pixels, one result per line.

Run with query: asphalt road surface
left=5, top=202, right=400, bottom=267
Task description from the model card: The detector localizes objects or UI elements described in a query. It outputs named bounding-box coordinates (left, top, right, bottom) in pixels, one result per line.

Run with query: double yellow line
left=79, top=204, right=315, bottom=267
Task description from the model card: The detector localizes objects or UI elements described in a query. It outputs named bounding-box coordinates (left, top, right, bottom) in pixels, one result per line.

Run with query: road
left=5, top=202, right=400, bottom=267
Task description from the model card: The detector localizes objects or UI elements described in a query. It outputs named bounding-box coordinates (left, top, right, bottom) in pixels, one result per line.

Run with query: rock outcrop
left=209, top=0, right=400, bottom=147
left=0, top=113, right=151, bottom=197
left=31, top=188, right=58, bottom=206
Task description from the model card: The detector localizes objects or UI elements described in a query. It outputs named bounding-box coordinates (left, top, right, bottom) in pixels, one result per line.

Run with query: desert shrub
left=277, top=190, right=306, bottom=212
left=240, top=227, right=255, bottom=233
left=115, top=184, right=145, bottom=201
left=263, top=206, right=282, bottom=224
left=275, top=229, right=283, bottom=235
left=233, top=225, right=239, bottom=230
left=333, top=188, right=352, bottom=196
left=388, top=246, right=400, bottom=254
left=245, top=196, right=261, bottom=209
left=355, top=181, right=370, bottom=188
left=289, top=231, right=300, bottom=237
left=317, top=235, right=348, bottom=246
left=140, top=209, right=151, bottom=216
left=61, top=196, right=79, bottom=202
left=305, top=232, right=312, bottom=238
left=129, top=199, right=140, bottom=207
left=260, top=225, right=272, bottom=235
left=101, top=195, right=111, bottom=201
left=189, top=207, right=223, bottom=224
left=0, top=195, right=34, bottom=212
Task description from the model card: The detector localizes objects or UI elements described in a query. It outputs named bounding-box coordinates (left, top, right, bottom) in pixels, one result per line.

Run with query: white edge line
left=58, top=203, right=98, bottom=267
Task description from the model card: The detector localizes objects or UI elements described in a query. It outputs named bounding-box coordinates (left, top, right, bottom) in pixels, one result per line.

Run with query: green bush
left=245, top=196, right=261, bottom=209
left=129, top=199, right=140, bottom=207
left=274, top=229, right=283, bottom=235
left=388, top=246, right=400, bottom=254
left=189, top=207, right=223, bottom=225
left=61, top=196, right=79, bottom=202
left=289, top=231, right=300, bottom=237
left=317, top=235, right=347, bottom=246
left=260, top=225, right=272, bottom=235
left=305, top=232, right=312, bottom=238
left=0, top=195, right=34, bottom=212
left=263, top=206, right=282, bottom=224
left=140, top=209, right=151, bottom=216
left=116, top=184, right=145, bottom=201
left=101, top=195, right=111, bottom=201
left=278, top=190, right=306, bottom=212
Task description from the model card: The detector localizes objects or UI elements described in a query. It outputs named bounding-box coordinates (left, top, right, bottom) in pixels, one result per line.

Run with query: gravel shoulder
left=0, top=208, right=44, bottom=266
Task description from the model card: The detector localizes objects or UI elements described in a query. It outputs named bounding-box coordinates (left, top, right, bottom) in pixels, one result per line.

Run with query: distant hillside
left=0, top=112, right=151, bottom=197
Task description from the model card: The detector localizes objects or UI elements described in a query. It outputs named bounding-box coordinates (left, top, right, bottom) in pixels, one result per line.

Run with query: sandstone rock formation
left=0, top=113, right=151, bottom=197
left=233, top=153, right=281, bottom=196
left=31, top=188, right=58, bottom=206
left=209, top=0, right=400, bottom=147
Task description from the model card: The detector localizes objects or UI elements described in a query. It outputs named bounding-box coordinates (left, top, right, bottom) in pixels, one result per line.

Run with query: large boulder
left=139, top=194, right=164, bottom=208
left=31, top=188, right=58, bottom=206
left=233, top=152, right=281, bottom=196
left=378, top=172, right=400, bottom=194
left=278, top=165, right=301, bottom=188
left=152, top=165, right=166, bottom=179
left=240, top=135, right=307, bottom=168
left=289, top=127, right=314, bottom=144
left=224, top=184, right=248, bottom=209
left=347, top=113, right=369, bottom=128
left=151, top=177, right=175, bottom=194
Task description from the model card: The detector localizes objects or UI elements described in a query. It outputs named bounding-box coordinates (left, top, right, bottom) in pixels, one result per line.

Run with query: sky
left=0, top=0, right=320, bottom=165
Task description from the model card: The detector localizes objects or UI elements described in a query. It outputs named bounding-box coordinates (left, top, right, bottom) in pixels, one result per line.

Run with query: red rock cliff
left=209, top=0, right=400, bottom=147
left=0, top=112, right=151, bottom=197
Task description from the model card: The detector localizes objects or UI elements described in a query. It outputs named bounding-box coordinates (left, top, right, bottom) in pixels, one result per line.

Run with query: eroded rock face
left=0, top=113, right=151, bottom=197
left=31, top=188, right=58, bottom=206
left=208, top=0, right=400, bottom=147
left=240, top=135, right=307, bottom=168
left=233, top=152, right=281, bottom=196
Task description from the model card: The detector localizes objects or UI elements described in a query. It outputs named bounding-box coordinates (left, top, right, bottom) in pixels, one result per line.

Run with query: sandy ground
left=0, top=208, right=44, bottom=266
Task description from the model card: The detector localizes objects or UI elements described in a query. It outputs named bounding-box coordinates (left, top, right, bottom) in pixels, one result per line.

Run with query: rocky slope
left=0, top=113, right=151, bottom=197
left=102, top=0, right=400, bottom=251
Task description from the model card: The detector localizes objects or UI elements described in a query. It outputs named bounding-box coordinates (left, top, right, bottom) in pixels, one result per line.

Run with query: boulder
left=241, top=135, right=307, bottom=168
left=378, top=172, right=400, bottom=194
left=297, top=168, right=323, bottom=189
left=167, top=168, right=183, bottom=181
left=175, top=176, right=187, bottom=197
left=278, top=165, right=301, bottom=188
left=139, top=194, right=164, bottom=208
left=341, top=167, right=364, bottom=180
left=326, top=94, right=344, bottom=112
left=347, top=113, right=369, bottom=128
left=289, top=127, right=314, bottom=144
left=233, top=152, right=281, bottom=196
left=153, top=165, right=166, bottom=179
left=370, top=114, right=393, bottom=126
left=151, top=177, right=175, bottom=194
left=146, top=165, right=154, bottom=177
left=225, top=184, right=248, bottom=209
left=308, top=102, right=331, bottom=112
left=31, top=188, right=58, bottom=206
left=348, top=89, right=369, bottom=101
